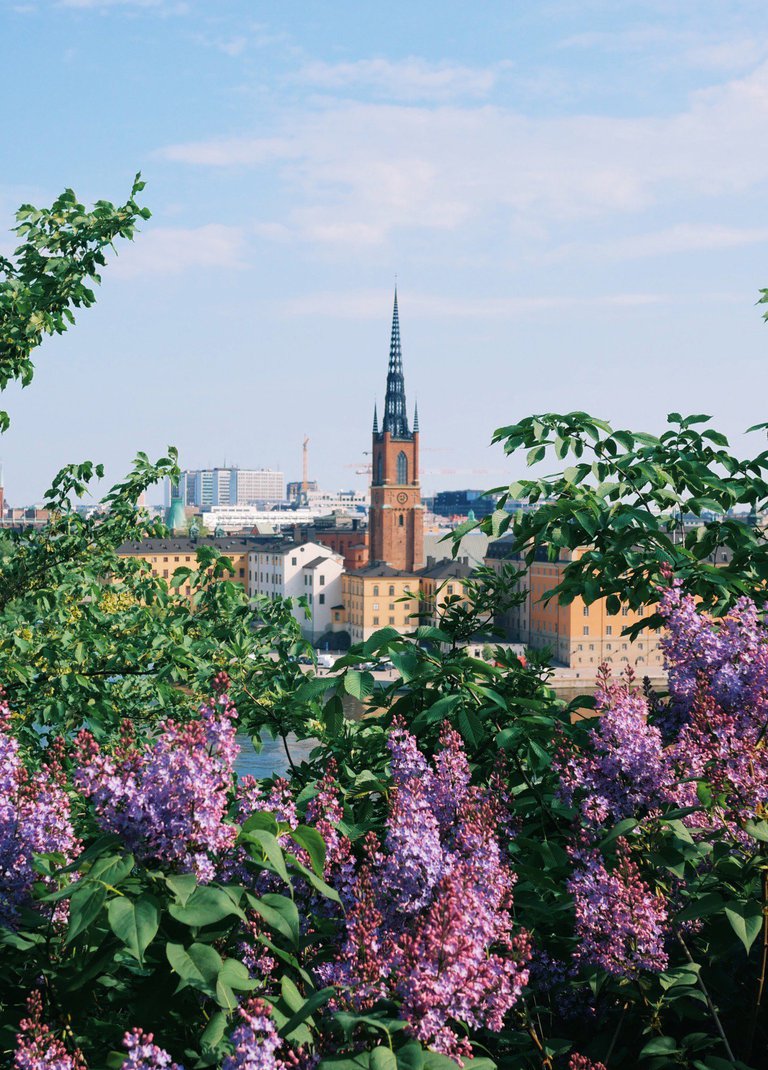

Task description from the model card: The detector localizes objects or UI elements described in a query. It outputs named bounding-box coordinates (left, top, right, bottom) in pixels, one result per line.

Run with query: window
left=319, top=593, right=325, bottom=605
left=399, top=514, right=404, bottom=527
left=373, top=585, right=379, bottom=596
left=320, top=575, right=325, bottom=585
left=163, top=556, right=168, bottom=562
left=589, top=644, right=594, bottom=651
left=373, top=616, right=379, bottom=625
left=397, top=451, right=408, bottom=483
left=606, top=642, right=612, bottom=650
left=376, top=454, right=384, bottom=484
left=583, top=606, right=589, bottom=616
left=606, top=625, right=612, bottom=635
left=239, top=568, right=244, bottom=577
left=174, top=556, right=179, bottom=562
left=389, top=603, right=395, bottom=610
left=622, top=607, right=629, bottom=616
left=291, top=557, right=297, bottom=566
left=308, top=593, right=313, bottom=604
left=577, top=644, right=583, bottom=651
left=637, top=607, right=644, bottom=617
left=373, top=603, right=379, bottom=610
left=583, top=626, right=589, bottom=636
left=163, top=569, right=168, bottom=578
left=389, top=585, right=395, bottom=596
left=622, top=643, right=628, bottom=650
left=447, top=585, right=454, bottom=595
left=389, top=616, right=395, bottom=625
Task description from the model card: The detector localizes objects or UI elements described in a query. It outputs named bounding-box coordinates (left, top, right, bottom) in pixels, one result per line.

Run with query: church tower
left=369, top=290, right=424, bottom=571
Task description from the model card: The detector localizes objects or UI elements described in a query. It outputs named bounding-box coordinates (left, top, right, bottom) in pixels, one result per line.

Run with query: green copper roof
left=166, top=500, right=187, bottom=534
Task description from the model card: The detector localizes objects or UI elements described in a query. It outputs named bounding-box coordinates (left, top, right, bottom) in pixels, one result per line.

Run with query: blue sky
left=2, top=0, right=768, bottom=504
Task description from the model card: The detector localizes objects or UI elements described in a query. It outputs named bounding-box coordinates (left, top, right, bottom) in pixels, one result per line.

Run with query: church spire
left=382, top=287, right=410, bottom=438
left=413, top=400, right=419, bottom=433
left=372, top=402, right=379, bottom=434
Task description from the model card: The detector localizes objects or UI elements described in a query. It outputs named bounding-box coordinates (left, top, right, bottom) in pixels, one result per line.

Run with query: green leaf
left=244, top=829, right=292, bottom=888
left=247, top=892, right=300, bottom=945
left=599, top=818, right=638, bottom=849
left=165, top=872, right=197, bottom=906
left=371, top=1049, right=398, bottom=1070
left=200, top=1011, right=228, bottom=1053
left=344, top=669, right=375, bottom=700
left=168, top=885, right=244, bottom=927
left=279, top=986, right=335, bottom=1040
left=724, top=900, right=763, bottom=954
left=166, top=941, right=222, bottom=996
left=107, top=894, right=160, bottom=962
left=744, top=819, right=768, bottom=842
left=396, top=1042, right=425, bottom=1070
left=66, top=883, right=107, bottom=943
left=290, top=825, right=327, bottom=876
left=86, top=853, right=135, bottom=887
left=639, top=1036, right=678, bottom=1057
left=457, top=707, right=485, bottom=749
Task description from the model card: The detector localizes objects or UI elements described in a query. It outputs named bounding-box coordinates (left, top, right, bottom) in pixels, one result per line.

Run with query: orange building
left=291, top=517, right=369, bottom=571
left=484, top=540, right=664, bottom=672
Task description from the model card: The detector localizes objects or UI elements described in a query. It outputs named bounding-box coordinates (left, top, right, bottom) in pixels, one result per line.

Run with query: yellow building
left=117, top=537, right=252, bottom=598
left=341, top=565, right=420, bottom=645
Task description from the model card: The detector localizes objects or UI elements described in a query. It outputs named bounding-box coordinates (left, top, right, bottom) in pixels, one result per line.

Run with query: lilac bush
left=0, top=697, right=78, bottom=929
left=74, top=695, right=239, bottom=882
left=325, top=723, right=531, bottom=1058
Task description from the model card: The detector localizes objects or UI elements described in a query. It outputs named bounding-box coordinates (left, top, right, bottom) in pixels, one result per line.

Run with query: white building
left=248, top=541, right=344, bottom=641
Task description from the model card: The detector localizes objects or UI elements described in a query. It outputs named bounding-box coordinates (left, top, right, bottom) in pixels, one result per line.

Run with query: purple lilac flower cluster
left=122, top=1029, right=185, bottom=1070
left=13, top=991, right=86, bottom=1070
left=326, top=722, right=530, bottom=1059
left=0, top=697, right=78, bottom=929
left=658, top=583, right=768, bottom=830
left=74, top=696, right=239, bottom=882
left=567, top=841, right=668, bottom=978
left=223, top=998, right=315, bottom=1070
left=556, top=668, right=674, bottom=828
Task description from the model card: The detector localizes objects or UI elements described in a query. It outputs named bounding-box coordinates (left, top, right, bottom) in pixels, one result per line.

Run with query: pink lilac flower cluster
left=74, top=696, right=239, bottom=882
left=326, top=722, right=530, bottom=1058
left=13, top=991, right=86, bottom=1070
left=0, top=697, right=78, bottom=929
left=555, top=667, right=674, bottom=828
left=568, top=1056, right=607, bottom=1070
left=122, top=1028, right=184, bottom=1070
left=567, top=841, right=668, bottom=978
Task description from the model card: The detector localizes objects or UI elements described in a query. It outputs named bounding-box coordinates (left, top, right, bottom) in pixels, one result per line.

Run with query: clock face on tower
left=396, top=491, right=408, bottom=504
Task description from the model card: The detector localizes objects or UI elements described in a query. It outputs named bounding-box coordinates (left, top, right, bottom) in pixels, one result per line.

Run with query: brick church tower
left=369, top=290, right=424, bottom=571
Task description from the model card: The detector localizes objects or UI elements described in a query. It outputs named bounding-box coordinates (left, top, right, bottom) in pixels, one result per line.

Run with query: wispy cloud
left=109, top=224, right=246, bottom=278
left=294, top=57, right=508, bottom=101
left=549, top=224, right=768, bottom=262
left=155, top=60, right=768, bottom=254
left=282, top=290, right=669, bottom=320
left=161, top=136, right=298, bottom=167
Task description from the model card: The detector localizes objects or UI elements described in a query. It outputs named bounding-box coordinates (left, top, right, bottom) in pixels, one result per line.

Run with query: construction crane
left=302, top=436, right=310, bottom=495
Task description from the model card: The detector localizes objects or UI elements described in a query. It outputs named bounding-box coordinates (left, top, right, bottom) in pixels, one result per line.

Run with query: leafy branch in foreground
left=0, top=174, right=150, bottom=430
left=474, top=411, right=768, bottom=636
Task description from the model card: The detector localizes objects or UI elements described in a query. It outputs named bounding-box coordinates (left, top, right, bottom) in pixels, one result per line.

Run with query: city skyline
left=3, top=2, right=768, bottom=503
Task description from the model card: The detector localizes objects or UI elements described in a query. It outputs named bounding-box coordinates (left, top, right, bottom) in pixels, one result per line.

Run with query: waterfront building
left=484, top=540, right=664, bottom=672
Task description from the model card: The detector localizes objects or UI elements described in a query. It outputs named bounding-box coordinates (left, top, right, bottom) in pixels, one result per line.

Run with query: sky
left=2, top=0, right=768, bottom=505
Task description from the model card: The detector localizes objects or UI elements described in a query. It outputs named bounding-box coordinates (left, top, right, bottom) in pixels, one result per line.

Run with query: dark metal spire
left=413, top=400, right=419, bottom=433
left=382, top=287, right=411, bottom=438
left=372, top=402, right=379, bottom=434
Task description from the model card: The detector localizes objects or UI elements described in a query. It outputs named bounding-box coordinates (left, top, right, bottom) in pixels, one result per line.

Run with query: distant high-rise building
left=165, top=467, right=284, bottom=508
